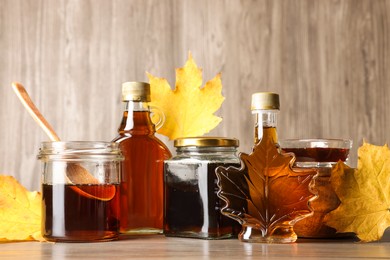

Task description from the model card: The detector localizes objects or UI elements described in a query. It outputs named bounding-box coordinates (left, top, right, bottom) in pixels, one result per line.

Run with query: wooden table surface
left=2, top=232, right=390, bottom=259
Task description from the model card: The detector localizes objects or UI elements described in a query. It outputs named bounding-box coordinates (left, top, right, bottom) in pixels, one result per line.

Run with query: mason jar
left=38, top=141, right=123, bottom=242
left=164, top=137, right=241, bottom=239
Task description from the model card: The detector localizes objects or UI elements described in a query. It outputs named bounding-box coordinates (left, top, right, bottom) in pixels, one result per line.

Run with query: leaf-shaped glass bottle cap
left=122, top=82, right=151, bottom=102
left=251, top=92, right=280, bottom=110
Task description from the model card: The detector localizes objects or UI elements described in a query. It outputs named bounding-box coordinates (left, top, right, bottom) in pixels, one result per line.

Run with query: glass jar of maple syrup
left=164, top=137, right=242, bottom=239
left=112, top=81, right=172, bottom=235
left=38, top=141, right=123, bottom=242
left=280, top=138, right=353, bottom=238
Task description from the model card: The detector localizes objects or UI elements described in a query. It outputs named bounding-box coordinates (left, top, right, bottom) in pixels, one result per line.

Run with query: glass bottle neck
left=124, top=100, right=149, bottom=112
left=118, top=101, right=155, bottom=135
left=253, top=110, right=279, bottom=144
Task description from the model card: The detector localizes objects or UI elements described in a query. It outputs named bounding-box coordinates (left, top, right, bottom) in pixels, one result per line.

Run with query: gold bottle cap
left=174, top=137, right=239, bottom=147
left=251, top=92, right=280, bottom=110
left=122, top=82, right=151, bottom=102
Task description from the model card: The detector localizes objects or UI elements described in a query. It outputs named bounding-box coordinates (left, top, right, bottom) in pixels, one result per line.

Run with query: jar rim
left=279, top=138, right=352, bottom=149
left=38, top=141, right=123, bottom=161
left=174, top=137, right=239, bottom=148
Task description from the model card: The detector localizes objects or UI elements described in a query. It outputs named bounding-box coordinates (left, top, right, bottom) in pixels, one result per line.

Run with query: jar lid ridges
left=174, top=137, right=239, bottom=147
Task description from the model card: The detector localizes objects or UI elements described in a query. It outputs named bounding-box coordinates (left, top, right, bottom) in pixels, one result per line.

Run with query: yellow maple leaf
left=325, top=142, right=390, bottom=242
left=147, top=53, right=225, bottom=140
left=0, top=175, right=43, bottom=242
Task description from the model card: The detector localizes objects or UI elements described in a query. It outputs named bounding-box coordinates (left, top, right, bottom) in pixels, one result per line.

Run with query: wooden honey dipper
left=12, top=82, right=98, bottom=184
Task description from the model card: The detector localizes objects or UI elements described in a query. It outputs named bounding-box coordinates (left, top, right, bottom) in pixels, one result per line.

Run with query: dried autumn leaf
left=0, top=175, right=43, bottom=241
left=147, top=53, right=224, bottom=140
left=216, top=137, right=317, bottom=237
left=325, top=142, right=390, bottom=242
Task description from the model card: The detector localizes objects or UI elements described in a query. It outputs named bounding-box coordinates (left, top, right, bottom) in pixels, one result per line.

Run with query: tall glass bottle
left=237, top=92, right=316, bottom=243
left=217, top=92, right=316, bottom=243
left=112, top=81, right=172, bottom=234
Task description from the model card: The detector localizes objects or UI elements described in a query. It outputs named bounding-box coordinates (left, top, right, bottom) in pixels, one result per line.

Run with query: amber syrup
left=113, top=111, right=171, bottom=233
left=42, top=183, right=120, bottom=242
left=248, top=126, right=316, bottom=242
left=282, top=147, right=350, bottom=162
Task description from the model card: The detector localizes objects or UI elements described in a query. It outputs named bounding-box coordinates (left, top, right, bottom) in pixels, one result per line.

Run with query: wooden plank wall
left=1, top=0, right=389, bottom=190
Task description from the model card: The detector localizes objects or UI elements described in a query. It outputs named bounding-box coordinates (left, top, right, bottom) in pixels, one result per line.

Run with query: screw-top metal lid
left=251, top=92, right=280, bottom=110
left=174, top=137, right=239, bottom=147
left=122, top=82, right=151, bottom=102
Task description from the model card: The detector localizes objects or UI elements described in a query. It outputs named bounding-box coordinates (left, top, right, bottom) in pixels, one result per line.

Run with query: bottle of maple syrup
left=241, top=92, right=315, bottom=243
left=112, top=81, right=172, bottom=234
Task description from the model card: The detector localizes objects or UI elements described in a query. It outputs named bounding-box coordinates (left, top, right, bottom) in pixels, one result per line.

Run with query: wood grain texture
left=1, top=234, right=390, bottom=259
left=0, top=0, right=390, bottom=190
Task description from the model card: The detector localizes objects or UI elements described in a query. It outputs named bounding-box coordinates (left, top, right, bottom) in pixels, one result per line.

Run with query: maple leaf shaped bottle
left=247, top=92, right=316, bottom=242
left=216, top=92, right=317, bottom=243
left=113, top=82, right=172, bottom=234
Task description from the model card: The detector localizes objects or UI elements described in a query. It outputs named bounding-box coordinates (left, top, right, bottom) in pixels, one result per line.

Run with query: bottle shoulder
left=113, top=134, right=172, bottom=157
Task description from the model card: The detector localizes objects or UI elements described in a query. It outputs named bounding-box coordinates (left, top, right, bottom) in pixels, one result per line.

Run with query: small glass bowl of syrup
left=279, top=138, right=353, bottom=238
left=280, top=139, right=352, bottom=165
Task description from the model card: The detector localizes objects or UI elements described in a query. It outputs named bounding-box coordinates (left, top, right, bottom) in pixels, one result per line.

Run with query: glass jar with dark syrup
left=164, top=137, right=241, bottom=239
